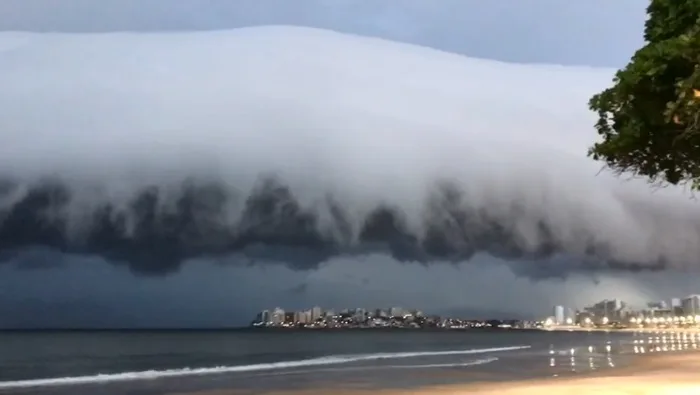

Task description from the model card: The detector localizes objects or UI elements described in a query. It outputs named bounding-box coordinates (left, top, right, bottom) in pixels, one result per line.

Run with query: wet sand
left=170, top=352, right=700, bottom=395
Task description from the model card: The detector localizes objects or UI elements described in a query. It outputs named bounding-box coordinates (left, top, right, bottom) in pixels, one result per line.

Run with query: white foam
left=0, top=345, right=527, bottom=389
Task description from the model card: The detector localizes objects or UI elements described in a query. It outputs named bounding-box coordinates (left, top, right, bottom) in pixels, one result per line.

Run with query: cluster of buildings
left=251, top=306, right=523, bottom=329
left=545, top=295, right=700, bottom=328
left=252, top=306, right=431, bottom=328
left=252, top=295, right=700, bottom=331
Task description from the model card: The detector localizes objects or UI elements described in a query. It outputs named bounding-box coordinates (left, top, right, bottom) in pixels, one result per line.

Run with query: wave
left=0, top=345, right=527, bottom=389
left=262, top=356, right=499, bottom=376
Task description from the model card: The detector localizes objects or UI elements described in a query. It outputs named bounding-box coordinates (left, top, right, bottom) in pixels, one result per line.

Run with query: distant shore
left=171, top=351, right=700, bottom=395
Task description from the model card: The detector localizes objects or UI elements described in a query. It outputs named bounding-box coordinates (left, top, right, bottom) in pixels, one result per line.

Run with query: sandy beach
left=169, top=352, right=700, bottom=395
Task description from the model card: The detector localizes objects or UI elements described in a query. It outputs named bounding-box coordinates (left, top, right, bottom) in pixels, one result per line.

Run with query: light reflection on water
left=546, top=331, right=700, bottom=377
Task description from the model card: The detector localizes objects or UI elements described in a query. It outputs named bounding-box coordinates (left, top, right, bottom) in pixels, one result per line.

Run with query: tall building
left=354, top=308, right=367, bottom=322
left=256, top=310, right=270, bottom=324
left=311, top=306, right=323, bottom=322
left=295, top=310, right=312, bottom=324
left=271, top=307, right=285, bottom=325
left=681, top=295, right=700, bottom=316
left=389, top=307, right=403, bottom=317
left=671, top=297, right=684, bottom=316
left=284, top=312, right=295, bottom=323
left=584, top=299, right=627, bottom=322
left=553, top=305, right=565, bottom=325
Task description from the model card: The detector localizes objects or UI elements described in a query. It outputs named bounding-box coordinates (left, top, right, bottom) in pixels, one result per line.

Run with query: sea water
left=0, top=329, right=667, bottom=394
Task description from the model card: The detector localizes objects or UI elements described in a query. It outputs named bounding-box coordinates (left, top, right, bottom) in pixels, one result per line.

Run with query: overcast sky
left=0, top=0, right=646, bottom=66
left=0, top=0, right=660, bottom=328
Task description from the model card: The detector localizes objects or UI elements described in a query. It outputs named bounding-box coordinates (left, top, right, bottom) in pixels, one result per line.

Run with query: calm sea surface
left=0, top=329, right=689, bottom=395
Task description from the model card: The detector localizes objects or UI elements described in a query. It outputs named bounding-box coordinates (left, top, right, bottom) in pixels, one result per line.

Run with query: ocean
left=0, top=329, right=678, bottom=395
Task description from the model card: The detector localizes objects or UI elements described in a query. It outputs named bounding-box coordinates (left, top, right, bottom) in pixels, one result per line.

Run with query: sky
left=0, top=0, right=679, bottom=329
left=0, top=0, right=646, bottom=67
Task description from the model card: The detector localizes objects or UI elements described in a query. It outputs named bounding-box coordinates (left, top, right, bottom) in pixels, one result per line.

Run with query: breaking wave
left=0, top=345, right=526, bottom=389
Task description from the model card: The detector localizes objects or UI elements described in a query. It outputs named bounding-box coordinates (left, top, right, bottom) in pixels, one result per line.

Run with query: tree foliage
left=589, top=0, right=700, bottom=187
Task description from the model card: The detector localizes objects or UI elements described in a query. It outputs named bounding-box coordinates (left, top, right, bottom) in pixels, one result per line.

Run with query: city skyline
left=253, top=293, right=700, bottom=328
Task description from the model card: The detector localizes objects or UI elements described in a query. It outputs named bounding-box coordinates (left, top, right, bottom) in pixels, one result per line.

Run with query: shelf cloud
left=0, top=26, right=697, bottom=278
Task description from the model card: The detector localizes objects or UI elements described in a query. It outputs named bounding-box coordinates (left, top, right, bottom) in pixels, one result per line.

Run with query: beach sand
left=170, top=352, right=700, bottom=395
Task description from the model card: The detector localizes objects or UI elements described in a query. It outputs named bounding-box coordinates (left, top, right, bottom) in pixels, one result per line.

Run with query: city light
left=265, top=295, right=700, bottom=331
left=542, top=295, right=700, bottom=331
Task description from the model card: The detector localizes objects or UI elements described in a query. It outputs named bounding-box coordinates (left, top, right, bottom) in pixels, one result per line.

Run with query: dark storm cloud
left=0, top=27, right=696, bottom=280
left=288, top=283, right=309, bottom=295
left=0, top=177, right=672, bottom=277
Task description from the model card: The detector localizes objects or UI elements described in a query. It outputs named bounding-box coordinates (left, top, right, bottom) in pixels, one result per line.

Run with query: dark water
left=0, top=329, right=689, bottom=395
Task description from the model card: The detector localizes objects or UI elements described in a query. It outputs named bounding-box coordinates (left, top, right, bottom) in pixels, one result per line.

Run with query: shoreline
left=539, top=326, right=700, bottom=334
left=168, top=350, right=700, bottom=395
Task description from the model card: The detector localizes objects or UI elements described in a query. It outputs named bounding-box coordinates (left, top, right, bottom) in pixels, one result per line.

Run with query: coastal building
left=354, top=308, right=367, bottom=322
left=584, top=299, right=627, bottom=323
left=311, top=306, right=323, bottom=322
left=284, top=312, right=295, bottom=323
left=671, top=298, right=684, bottom=316
left=681, top=295, right=700, bottom=316
left=256, top=310, right=270, bottom=324
left=642, top=300, right=674, bottom=320
left=271, top=307, right=285, bottom=325
left=566, top=308, right=575, bottom=323
left=553, top=305, right=565, bottom=325
left=575, top=310, right=594, bottom=326
left=389, top=307, right=403, bottom=317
